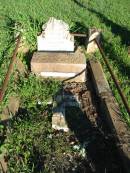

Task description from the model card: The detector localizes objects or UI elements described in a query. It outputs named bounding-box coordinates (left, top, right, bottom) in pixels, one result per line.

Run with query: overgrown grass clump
left=0, top=78, right=62, bottom=172
left=3, top=106, right=81, bottom=173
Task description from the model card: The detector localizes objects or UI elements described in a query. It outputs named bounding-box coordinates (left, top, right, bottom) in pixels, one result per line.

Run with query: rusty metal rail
left=71, top=33, right=87, bottom=37
left=94, top=38, right=130, bottom=116
left=0, top=35, right=21, bottom=102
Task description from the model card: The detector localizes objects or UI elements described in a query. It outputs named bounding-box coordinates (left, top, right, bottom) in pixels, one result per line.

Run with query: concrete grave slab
left=52, top=105, right=69, bottom=132
left=52, top=87, right=81, bottom=132
left=89, top=59, right=111, bottom=96
left=31, top=47, right=86, bottom=82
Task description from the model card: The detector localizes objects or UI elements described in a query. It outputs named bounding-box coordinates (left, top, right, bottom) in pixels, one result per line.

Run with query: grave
left=31, top=18, right=100, bottom=132
left=31, top=17, right=86, bottom=82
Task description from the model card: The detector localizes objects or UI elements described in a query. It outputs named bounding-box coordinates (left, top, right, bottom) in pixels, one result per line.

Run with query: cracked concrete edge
left=89, top=59, right=111, bottom=96
left=101, top=98, right=130, bottom=173
left=89, top=59, right=130, bottom=173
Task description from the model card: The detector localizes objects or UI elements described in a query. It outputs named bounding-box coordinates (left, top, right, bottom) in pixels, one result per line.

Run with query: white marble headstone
left=37, top=17, right=74, bottom=51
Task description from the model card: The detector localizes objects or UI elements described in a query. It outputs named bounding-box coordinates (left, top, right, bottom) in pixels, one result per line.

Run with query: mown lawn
left=0, top=0, right=130, bottom=172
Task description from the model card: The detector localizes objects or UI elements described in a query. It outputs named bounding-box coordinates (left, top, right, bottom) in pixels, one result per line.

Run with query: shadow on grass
left=72, top=4, right=130, bottom=79
left=102, top=37, right=130, bottom=80
left=28, top=16, right=43, bottom=34
left=87, top=8, right=130, bottom=46
left=70, top=21, right=88, bottom=47
left=0, top=106, right=52, bottom=173
left=73, top=0, right=130, bottom=46
left=73, top=0, right=87, bottom=9
left=22, top=50, right=35, bottom=72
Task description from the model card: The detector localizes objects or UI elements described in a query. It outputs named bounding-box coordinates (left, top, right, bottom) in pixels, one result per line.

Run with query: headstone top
left=37, top=17, right=74, bottom=51
left=42, top=17, right=69, bottom=38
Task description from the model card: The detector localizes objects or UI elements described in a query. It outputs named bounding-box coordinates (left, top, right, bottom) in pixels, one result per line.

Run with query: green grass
left=0, top=0, right=129, bottom=122
left=0, top=0, right=130, bottom=172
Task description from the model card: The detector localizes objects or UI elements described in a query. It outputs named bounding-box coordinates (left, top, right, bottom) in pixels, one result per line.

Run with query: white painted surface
left=40, top=72, right=77, bottom=78
left=37, top=17, right=74, bottom=51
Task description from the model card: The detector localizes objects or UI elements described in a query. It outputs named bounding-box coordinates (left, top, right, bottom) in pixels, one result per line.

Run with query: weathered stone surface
left=89, top=59, right=111, bottom=96
left=37, top=17, right=74, bottom=51
left=55, top=94, right=80, bottom=107
left=87, top=29, right=101, bottom=54
left=31, top=48, right=86, bottom=82
left=52, top=105, right=69, bottom=132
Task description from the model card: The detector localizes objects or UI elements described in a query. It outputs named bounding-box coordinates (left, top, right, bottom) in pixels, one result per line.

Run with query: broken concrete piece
left=52, top=105, right=69, bottom=132
left=55, top=94, right=80, bottom=107
left=37, top=17, right=74, bottom=51
left=55, top=94, right=79, bottom=104
left=87, top=29, right=101, bottom=54
left=31, top=47, right=86, bottom=82
left=52, top=87, right=82, bottom=132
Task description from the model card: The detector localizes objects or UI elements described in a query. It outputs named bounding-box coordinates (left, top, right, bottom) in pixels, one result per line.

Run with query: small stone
left=37, top=100, right=42, bottom=105
left=72, top=167, right=76, bottom=171
left=47, top=134, right=53, bottom=139
left=79, top=147, right=86, bottom=158
left=73, top=145, right=80, bottom=150
left=70, top=141, right=75, bottom=145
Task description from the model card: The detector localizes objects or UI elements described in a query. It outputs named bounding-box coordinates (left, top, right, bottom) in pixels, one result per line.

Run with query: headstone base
left=31, top=48, right=86, bottom=82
